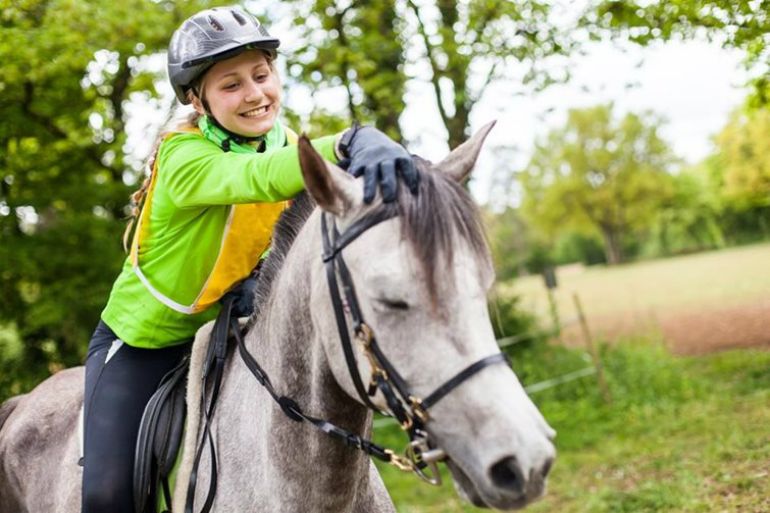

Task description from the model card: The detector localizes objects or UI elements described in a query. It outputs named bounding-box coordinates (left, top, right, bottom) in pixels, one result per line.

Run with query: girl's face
left=193, top=50, right=281, bottom=137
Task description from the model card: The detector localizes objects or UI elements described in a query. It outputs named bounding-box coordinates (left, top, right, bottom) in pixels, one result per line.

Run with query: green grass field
left=498, top=242, right=770, bottom=354
left=377, top=343, right=770, bottom=512
left=503, top=242, right=770, bottom=318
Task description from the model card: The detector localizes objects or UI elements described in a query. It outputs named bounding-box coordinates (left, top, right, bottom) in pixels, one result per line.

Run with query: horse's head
left=297, top=124, right=556, bottom=510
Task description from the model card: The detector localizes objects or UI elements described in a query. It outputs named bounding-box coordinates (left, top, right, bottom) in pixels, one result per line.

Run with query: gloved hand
left=221, top=276, right=258, bottom=318
left=338, top=125, right=420, bottom=204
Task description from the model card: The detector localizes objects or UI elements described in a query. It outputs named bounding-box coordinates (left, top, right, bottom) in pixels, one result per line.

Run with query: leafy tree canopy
left=584, top=1, right=770, bottom=107
left=276, top=0, right=577, bottom=147
left=713, top=108, right=770, bottom=208
left=521, top=104, right=677, bottom=264
left=0, top=0, right=216, bottom=387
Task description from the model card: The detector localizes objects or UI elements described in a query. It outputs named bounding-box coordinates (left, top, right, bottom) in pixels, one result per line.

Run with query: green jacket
left=101, top=118, right=338, bottom=348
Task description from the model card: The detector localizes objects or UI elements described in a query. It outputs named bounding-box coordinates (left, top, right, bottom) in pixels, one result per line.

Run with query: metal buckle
left=404, top=435, right=443, bottom=486
left=385, top=449, right=414, bottom=472
left=408, top=395, right=430, bottom=423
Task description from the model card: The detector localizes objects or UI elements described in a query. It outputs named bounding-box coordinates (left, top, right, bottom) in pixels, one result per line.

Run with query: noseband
left=321, top=207, right=509, bottom=484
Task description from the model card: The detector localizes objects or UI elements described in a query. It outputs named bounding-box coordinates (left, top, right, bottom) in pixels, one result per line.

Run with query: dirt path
left=561, top=299, right=770, bottom=355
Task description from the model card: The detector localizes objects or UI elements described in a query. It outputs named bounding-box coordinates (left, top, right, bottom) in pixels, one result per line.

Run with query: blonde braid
left=122, top=139, right=161, bottom=253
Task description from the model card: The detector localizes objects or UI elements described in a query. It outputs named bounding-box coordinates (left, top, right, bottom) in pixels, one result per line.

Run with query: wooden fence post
left=572, top=293, right=612, bottom=404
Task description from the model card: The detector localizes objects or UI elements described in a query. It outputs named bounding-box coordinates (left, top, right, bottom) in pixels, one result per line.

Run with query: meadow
left=502, top=242, right=770, bottom=355
left=379, top=243, right=770, bottom=512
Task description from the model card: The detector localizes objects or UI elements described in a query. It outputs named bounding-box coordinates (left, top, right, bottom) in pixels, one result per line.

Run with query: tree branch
left=334, top=7, right=359, bottom=121
left=406, top=0, right=450, bottom=130
left=470, top=61, right=500, bottom=104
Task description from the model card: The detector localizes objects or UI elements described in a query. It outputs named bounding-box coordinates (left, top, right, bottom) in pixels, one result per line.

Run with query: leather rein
left=185, top=205, right=509, bottom=513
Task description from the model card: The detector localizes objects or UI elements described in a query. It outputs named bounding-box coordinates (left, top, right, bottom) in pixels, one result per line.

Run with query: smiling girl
left=80, top=6, right=418, bottom=512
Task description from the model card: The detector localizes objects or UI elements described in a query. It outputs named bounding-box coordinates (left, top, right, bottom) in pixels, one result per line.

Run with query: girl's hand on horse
left=338, top=125, right=420, bottom=204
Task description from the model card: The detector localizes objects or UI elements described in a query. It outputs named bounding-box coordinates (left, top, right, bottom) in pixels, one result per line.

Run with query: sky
left=400, top=37, right=749, bottom=207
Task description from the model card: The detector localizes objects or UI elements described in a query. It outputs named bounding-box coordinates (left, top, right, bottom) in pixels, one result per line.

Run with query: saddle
left=134, top=354, right=189, bottom=513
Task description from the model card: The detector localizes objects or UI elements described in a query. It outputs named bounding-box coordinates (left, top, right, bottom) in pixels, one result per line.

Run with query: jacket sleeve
left=157, top=133, right=339, bottom=208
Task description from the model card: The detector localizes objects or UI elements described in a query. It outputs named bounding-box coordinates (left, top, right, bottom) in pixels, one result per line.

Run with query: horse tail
left=0, top=394, right=25, bottom=433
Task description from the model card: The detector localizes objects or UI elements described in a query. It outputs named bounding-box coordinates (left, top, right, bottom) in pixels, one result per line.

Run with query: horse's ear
left=298, top=134, right=359, bottom=216
left=436, top=121, right=496, bottom=183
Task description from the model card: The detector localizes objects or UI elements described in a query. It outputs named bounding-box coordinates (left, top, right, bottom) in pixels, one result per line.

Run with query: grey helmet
left=167, top=6, right=280, bottom=104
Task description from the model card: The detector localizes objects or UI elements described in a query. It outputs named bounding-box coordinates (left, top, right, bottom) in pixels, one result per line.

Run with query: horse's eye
left=379, top=299, right=409, bottom=311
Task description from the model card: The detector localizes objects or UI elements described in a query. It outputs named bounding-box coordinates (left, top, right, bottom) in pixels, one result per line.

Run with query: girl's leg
left=81, top=321, right=189, bottom=513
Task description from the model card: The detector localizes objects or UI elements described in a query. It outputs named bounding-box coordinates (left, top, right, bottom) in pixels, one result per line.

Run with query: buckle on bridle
left=405, top=435, right=443, bottom=486
left=408, top=395, right=430, bottom=423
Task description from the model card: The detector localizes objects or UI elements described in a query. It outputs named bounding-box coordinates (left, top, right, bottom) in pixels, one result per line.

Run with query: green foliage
left=0, top=0, right=216, bottom=386
left=714, top=108, right=770, bottom=209
left=584, top=1, right=770, bottom=107
left=379, top=340, right=770, bottom=512
left=483, top=206, right=532, bottom=280
left=553, top=231, right=607, bottom=265
left=521, top=104, right=677, bottom=265
left=276, top=0, right=576, bottom=147
left=644, top=167, right=725, bottom=256
left=488, top=292, right=540, bottom=342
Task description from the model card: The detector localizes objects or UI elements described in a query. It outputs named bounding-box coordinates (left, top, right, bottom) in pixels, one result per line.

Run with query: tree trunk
left=600, top=226, right=624, bottom=265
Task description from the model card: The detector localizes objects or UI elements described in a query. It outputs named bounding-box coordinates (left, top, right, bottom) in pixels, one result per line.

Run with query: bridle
left=186, top=204, right=509, bottom=512
left=320, top=206, right=509, bottom=484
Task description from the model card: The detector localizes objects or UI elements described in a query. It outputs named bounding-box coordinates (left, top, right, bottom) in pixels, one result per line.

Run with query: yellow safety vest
left=129, top=127, right=298, bottom=314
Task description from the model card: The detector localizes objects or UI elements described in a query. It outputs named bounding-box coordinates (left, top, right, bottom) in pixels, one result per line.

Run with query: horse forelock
left=398, top=157, right=491, bottom=304
left=249, top=157, right=489, bottom=323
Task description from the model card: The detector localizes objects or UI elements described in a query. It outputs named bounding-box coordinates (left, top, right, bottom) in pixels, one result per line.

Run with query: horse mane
left=252, top=191, right=317, bottom=318
left=250, top=157, right=490, bottom=319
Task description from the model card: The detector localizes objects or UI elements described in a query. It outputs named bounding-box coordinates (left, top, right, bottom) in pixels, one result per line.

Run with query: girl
left=81, top=6, right=418, bottom=512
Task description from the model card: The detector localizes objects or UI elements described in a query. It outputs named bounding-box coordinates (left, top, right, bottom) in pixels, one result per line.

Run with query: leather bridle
left=186, top=204, right=510, bottom=512
left=320, top=207, right=510, bottom=484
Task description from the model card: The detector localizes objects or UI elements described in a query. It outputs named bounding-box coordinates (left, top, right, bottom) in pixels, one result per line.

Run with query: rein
left=184, top=205, right=509, bottom=513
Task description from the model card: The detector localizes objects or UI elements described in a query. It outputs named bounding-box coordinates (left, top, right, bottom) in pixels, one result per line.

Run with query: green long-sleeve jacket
left=101, top=118, right=338, bottom=348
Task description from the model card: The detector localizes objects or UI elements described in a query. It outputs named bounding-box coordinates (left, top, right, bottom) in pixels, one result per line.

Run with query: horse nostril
left=489, top=456, right=526, bottom=495
left=541, top=456, right=554, bottom=479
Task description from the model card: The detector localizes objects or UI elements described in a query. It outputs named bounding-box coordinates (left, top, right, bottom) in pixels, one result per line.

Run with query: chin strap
left=208, top=116, right=265, bottom=153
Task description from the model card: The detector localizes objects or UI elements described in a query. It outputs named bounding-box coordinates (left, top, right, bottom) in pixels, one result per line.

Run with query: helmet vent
left=207, top=15, right=224, bottom=32
left=231, top=10, right=247, bottom=26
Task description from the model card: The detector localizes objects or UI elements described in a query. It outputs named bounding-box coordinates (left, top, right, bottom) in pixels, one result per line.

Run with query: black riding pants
left=81, top=321, right=190, bottom=513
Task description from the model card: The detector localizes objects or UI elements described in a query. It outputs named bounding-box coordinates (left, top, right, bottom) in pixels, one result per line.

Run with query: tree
left=647, top=168, right=725, bottom=256
left=0, top=0, right=216, bottom=388
left=272, top=0, right=407, bottom=141
left=483, top=206, right=531, bottom=281
left=277, top=0, right=576, bottom=147
left=714, top=109, right=770, bottom=208
left=520, top=104, right=676, bottom=265
left=584, top=1, right=770, bottom=107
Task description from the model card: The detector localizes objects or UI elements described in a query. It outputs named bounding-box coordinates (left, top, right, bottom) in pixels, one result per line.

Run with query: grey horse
left=0, top=123, right=556, bottom=512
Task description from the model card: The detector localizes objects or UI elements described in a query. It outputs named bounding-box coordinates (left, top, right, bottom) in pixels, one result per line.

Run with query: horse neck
left=224, top=210, right=374, bottom=507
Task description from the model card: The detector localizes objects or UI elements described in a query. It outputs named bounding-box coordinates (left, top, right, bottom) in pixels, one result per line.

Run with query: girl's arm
left=158, top=133, right=339, bottom=207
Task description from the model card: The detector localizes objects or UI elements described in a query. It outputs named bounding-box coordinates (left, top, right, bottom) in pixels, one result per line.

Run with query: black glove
left=339, top=125, right=420, bottom=204
left=221, top=276, right=258, bottom=318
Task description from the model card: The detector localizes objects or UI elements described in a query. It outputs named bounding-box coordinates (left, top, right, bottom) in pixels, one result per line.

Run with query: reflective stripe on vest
left=129, top=127, right=299, bottom=315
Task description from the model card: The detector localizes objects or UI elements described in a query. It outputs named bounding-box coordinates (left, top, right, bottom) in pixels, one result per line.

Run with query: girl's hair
left=122, top=50, right=277, bottom=251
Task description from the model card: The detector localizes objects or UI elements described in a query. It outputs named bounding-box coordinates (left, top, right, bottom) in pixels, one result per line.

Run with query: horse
left=0, top=122, right=556, bottom=512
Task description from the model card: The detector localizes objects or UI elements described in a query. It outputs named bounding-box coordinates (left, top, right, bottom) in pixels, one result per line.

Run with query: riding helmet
left=167, top=6, right=280, bottom=104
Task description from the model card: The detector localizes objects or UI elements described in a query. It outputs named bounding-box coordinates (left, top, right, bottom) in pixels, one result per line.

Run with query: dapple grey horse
left=0, top=122, right=556, bottom=512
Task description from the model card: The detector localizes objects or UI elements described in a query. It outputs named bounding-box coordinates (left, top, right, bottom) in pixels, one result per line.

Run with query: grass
left=375, top=341, right=770, bottom=512
left=503, top=242, right=770, bottom=321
